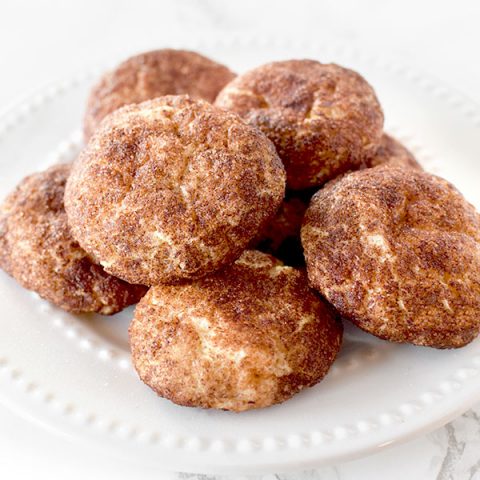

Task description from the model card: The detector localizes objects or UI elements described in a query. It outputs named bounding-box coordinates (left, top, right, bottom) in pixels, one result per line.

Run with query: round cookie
left=84, top=49, right=235, bottom=139
left=0, top=164, right=146, bottom=314
left=66, top=96, right=286, bottom=286
left=215, top=59, right=384, bottom=189
left=129, top=250, right=342, bottom=411
left=254, top=188, right=315, bottom=266
left=301, top=166, right=480, bottom=349
left=368, top=134, right=422, bottom=170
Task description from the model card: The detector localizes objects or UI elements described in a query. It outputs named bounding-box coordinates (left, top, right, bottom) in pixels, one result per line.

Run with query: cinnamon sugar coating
left=368, top=134, right=422, bottom=170
left=301, top=166, right=480, bottom=348
left=84, top=49, right=235, bottom=139
left=215, top=59, right=384, bottom=189
left=129, top=250, right=342, bottom=411
left=0, top=164, right=146, bottom=314
left=66, top=96, right=286, bottom=285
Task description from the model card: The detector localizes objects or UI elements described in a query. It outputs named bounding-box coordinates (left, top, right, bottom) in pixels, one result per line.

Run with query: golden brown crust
left=129, top=250, right=342, bottom=411
left=84, top=49, right=235, bottom=139
left=215, top=60, right=384, bottom=189
left=0, top=164, right=147, bottom=314
left=368, top=134, right=422, bottom=170
left=301, top=166, right=480, bottom=348
left=66, top=96, right=286, bottom=286
left=254, top=188, right=315, bottom=266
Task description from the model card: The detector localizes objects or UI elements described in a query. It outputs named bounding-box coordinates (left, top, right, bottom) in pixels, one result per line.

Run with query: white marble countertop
left=1, top=1, right=480, bottom=479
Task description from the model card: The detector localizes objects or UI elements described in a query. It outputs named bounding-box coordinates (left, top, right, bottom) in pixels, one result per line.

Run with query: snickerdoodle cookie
left=84, top=49, right=235, bottom=139
left=66, top=96, right=286, bottom=285
left=301, top=166, right=480, bottom=348
left=129, top=250, right=342, bottom=411
left=215, top=59, right=384, bottom=189
left=0, top=164, right=146, bottom=314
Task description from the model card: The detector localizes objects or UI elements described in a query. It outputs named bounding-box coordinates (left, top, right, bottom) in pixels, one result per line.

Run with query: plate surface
left=1, top=38, right=480, bottom=474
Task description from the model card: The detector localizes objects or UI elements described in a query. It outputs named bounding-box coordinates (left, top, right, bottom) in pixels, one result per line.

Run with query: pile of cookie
left=1, top=49, right=480, bottom=412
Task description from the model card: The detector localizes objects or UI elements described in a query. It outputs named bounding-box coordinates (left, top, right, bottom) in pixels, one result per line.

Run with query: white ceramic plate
left=1, top=38, right=480, bottom=474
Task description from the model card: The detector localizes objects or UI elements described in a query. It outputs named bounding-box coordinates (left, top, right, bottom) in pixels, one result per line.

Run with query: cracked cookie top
left=129, top=250, right=342, bottom=411
left=301, top=166, right=480, bottom=348
left=0, top=163, right=146, bottom=314
left=215, top=59, right=384, bottom=189
left=66, top=96, right=286, bottom=285
left=84, top=49, right=235, bottom=139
